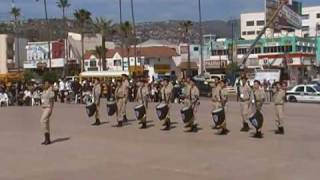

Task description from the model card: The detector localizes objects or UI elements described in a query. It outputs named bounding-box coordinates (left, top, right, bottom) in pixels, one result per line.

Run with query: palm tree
left=180, top=20, right=193, bottom=77
left=56, top=0, right=70, bottom=20
left=95, top=46, right=104, bottom=71
left=10, top=6, right=21, bottom=72
left=120, top=21, right=133, bottom=74
left=10, top=7, right=21, bottom=22
left=94, top=17, right=113, bottom=71
left=74, top=9, right=92, bottom=72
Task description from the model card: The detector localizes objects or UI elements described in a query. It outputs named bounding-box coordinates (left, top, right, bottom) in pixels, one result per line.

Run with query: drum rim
left=212, top=108, right=224, bottom=113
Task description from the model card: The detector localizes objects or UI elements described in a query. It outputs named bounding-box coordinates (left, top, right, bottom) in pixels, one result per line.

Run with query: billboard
left=266, top=0, right=302, bottom=31
left=24, top=41, right=65, bottom=69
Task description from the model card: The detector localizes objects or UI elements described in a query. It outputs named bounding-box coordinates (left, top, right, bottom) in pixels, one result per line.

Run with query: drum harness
left=189, top=86, right=199, bottom=113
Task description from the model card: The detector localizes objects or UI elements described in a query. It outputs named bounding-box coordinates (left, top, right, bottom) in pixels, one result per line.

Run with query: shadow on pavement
left=51, top=137, right=71, bottom=144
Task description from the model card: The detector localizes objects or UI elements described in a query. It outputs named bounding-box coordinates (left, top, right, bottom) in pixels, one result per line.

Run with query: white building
left=84, top=46, right=178, bottom=80
left=241, top=6, right=320, bottom=40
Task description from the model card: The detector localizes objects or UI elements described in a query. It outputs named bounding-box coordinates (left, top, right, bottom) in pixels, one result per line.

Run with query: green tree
left=94, top=46, right=105, bottom=71
left=56, top=0, right=70, bottom=20
left=42, top=71, right=59, bottom=83
left=10, top=7, right=21, bottom=22
left=94, top=17, right=113, bottom=71
left=120, top=21, right=133, bottom=73
left=74, top=9, right=92, bottom=72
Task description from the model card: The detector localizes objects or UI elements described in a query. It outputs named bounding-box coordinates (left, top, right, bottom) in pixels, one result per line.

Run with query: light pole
left=198, top=0, right=205, bottom=75
left=119, top=0, right=125, bottom=71
left=131, top=0, right=138, bottom=75
left=36, top=0, right=52, bottom=71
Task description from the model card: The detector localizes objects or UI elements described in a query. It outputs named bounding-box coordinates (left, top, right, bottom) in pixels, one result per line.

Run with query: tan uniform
left=92, top=84, right=101, bottom=120
left=115, top=84, right=127, bottom=122
left=40, top=88, right=55, bottom=134
left=239, top=83, right=252, bottom=123
left=123, top=79, right=129, bottom=115
left=220, top=87, right=228, bottom=129
left=273, top=89, right=286, bottom=127
left=136, top=85, right=149, bottom=123
left=184, top=84, right=200, bottom=127
left=253, top=88, right=265, bottom=111
left=212, top=85, right=223, bottom=110
left=161, top=84, right=173, bottom=124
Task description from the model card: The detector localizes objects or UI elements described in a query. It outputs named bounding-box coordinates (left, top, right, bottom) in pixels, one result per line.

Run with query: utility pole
left=38, top=0, right=52, bottom=71
left=119, top=0, right=125, bottom=71
left=198, top=0, right=205, bottom=75
left=130, top=0, right=137, bottom=75
left=241, top=1, right=286, bottom=69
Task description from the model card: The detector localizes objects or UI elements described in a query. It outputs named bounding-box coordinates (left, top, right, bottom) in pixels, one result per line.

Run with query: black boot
left=212, top=125, right=220, bottom=130
left=253, top=131, right=263, bottom=138
left=123, top=115, right=128, bottom=122
left=218, top=128, right=230, bottom=135
left=162, top=121, right=171, bottom=131
left=117, top=121, right=123, bottom=127
left=187, top=124, right=198, bottom=133
left=41, top=133, right=51, bottom=145
left=184, top=123, right=191, bottom=128
left=240, top=123, right=250, bottom=132
left=275, top=127, right=284, bottom=135
left=140, top=122, right=147, bottom=129
left=92, top=119, right=101, bottom=126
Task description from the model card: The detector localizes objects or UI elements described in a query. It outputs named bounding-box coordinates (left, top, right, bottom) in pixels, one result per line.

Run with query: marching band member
left=161, top=78, right=173, bottom=131
left=218, top=80, right=229, bottom=135
left=239, top=75, right=252, bottom=132
left=40, top=81, right=55, bottom=145
left=252, top=80, right=266, bottom=138
left=184, top=78, right=200, bottom=132
left=273, top=82, right=286, bottom=135
left=92, top=79, right=101, bottom=126
left=135, top=78, right=150, bottom=129
left=211, top=77, right=222, bottom=129
left=122, top=74, right=130, bottom=122
left=115, top=79, right=127, bottom=127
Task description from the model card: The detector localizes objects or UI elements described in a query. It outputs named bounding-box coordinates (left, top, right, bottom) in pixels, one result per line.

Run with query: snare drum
left=212, top=108, right=225, bottom=126
left=249, top=110, right=264, bottom=129
left=180, top=106, right=193, bottom=123
left=156, top=103, right=169, bottom=120
left=106, top=101, right=117, bottom=116
left=86, top=102, right=97, bottom=117
left=134, top=104, right=146, bottom=120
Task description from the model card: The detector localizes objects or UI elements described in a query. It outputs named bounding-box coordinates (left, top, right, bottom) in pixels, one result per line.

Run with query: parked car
left=194, top=78, right=212, bottom=97
left=311, top=79, right=320, bottom=86
left=286, top=84, right=320, bottom=103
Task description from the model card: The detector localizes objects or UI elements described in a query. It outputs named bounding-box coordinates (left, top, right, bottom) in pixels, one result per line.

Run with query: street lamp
left=198, top=0, right=205, bottom=75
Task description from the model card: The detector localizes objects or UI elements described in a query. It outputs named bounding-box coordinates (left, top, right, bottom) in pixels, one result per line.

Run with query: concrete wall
left=0, top=34, right=8, bottom=74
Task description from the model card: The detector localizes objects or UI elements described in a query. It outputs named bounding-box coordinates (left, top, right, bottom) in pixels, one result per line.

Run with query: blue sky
left=0, top=0, right=319, bottom=22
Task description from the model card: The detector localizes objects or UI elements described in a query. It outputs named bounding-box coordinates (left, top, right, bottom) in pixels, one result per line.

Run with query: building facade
left=241, top=6, right=320, bottom=40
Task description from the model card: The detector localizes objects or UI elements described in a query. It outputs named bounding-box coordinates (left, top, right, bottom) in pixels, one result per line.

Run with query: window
left=317, top=13, right=320, bottom=18
left=193, top=47, right=199, bottom=51
left=242, top=31, right=247, bottom=35
left=302, top=26, right=309, bottom=31
left=256, top=20, right=265, bottom=26
left=302, top=14, right=309, bottom=20
left=306, top=86, right=316, bottom=93
left=246, top=21, right=254, bottom=26
left=89, top=60, right=96, bottom=67
left=247, top=31, right=255, bottom=35
left=317, top=24, right=320, bottom=30
left=114, top=59, right=121, bottom=66
left=295, top=86, right=305, bottom=92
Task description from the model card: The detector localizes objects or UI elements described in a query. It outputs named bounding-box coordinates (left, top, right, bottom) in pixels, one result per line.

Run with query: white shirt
left=59, top=81, right=65, bottom=91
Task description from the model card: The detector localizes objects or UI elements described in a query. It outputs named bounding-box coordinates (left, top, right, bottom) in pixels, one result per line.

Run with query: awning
left=178, top=62, right=198, bottom=69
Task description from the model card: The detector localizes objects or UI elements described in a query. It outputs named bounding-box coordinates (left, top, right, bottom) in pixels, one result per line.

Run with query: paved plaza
left=0, top=99, right=319, bottom=180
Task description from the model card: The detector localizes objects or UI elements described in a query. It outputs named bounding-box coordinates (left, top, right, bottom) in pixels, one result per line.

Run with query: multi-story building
left=204, top=36, right=320, bottom=84
left=0, top=34, right=27, bottom=76
left=241, top=6, right=320, bottom=40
